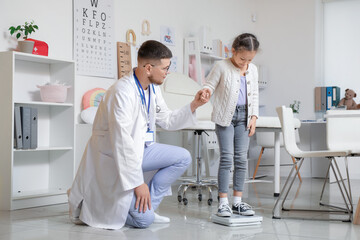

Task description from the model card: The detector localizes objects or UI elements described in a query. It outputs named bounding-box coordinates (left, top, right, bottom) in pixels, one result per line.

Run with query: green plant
left=289, top=100, right=301, bottom=113
left=9, top=20, right=39, bottom=40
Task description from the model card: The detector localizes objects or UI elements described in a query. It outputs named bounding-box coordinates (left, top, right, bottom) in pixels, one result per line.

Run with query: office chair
left=272, top=106, right=352, bottom=221
left=159, top=72, right=218, bottom=206
left=177, top=127, right=218, bottom=206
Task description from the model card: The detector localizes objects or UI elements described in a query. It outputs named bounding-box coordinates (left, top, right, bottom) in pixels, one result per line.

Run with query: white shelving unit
left=0, top=51, right=75, bottom=210
left=183, top=37, right=224, bottom=85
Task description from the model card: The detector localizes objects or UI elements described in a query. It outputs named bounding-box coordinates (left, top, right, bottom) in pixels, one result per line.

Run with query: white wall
left=0, top=0, right=73, bottom=59
left=1, top=0, right=323, bottom=177
left=246, top=0, right=322, bottom=120
left=0, top=0, right=115, bottom=124
left=0, top=0, right=254, bottom=123
left=0, top=0, right=322, bottom=121
left=324, top=0, right=360, bottom=100
left=113, top=0, right=255, bottom=75
left=323, top=0, right=360, bottom=179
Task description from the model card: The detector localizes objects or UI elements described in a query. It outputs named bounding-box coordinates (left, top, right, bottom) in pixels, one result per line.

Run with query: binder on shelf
left=315, top=87, right=322, bottom=111
left=30, top=107, right=38, bottom=149
left=332, top=86, right=340, bottom=107
left=326, top=86, right=333, bottom=110
left=14, top=106, right=23, bottom=149
left=20, top=106, right=31, bottom=149
left=314, top=87, right=327, bottom=112
left=321, top=87, right=327, bottom=111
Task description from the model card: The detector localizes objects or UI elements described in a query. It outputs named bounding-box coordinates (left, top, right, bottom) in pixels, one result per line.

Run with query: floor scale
left=211, top=214, right=263, bottom=227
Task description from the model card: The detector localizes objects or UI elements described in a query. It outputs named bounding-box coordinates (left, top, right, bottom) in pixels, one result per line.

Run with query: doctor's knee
left=180, top=149, right=192, bottom=167
left=132, top=211, right=155, bottom=228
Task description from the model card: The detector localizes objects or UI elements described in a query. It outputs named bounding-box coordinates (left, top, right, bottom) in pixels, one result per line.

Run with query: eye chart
left=73, top=0, right=115, bottom=78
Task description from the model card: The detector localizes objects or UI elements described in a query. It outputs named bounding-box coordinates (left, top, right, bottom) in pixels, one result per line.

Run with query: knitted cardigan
left=203, top=58, right=259, bottom=127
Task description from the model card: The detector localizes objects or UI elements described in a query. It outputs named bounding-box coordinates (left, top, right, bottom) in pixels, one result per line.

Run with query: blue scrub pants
left=125, top=143, right=191, bottom=228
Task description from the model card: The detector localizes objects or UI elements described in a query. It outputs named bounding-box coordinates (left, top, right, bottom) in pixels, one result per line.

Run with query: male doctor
left=68, top=40, right=209, bottom=229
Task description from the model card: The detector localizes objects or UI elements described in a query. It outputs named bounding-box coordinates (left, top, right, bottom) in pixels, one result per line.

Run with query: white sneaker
left=153, top=213, right=170, bottom=223
left=217, top=203, right=232, bottom=217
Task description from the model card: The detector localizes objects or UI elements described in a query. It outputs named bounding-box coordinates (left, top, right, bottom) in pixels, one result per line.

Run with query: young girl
left=203, top=33, right=259, bottom=217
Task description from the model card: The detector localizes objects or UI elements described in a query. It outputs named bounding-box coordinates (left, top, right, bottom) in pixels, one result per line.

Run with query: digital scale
left=211, top=214, right=263, bottom=227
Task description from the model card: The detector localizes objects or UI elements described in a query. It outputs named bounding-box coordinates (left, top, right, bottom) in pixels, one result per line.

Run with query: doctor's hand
left=201, top=88, right=211, bottom=102
left=248, top=116, right=257, bottom=137
left=190, top=89, right=211, bottom=112
left=134, top=183, right=152, bottom=213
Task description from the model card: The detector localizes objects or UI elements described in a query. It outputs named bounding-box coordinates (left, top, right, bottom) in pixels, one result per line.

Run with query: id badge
left=145, top=131, right=154, bottom=143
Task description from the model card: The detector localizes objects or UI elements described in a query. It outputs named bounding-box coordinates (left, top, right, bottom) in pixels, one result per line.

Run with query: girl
left=203, top=33, right=259, bottom=217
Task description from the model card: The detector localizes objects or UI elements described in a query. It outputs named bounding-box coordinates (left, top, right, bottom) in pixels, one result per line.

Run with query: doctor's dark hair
left=232, top=33, right=259, bottom=52
left=137, top=40, right=172, bottom=61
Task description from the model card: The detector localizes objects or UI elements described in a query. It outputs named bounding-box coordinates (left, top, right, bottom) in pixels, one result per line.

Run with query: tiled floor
left=0, top=177, right=360, bottom=240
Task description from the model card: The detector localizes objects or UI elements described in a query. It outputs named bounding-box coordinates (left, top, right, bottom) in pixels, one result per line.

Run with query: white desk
left=325, top=110, right=360, bottom=182
left=325, top=110, right=360, bottom=153
left=256, top=117, right=301, bottom=196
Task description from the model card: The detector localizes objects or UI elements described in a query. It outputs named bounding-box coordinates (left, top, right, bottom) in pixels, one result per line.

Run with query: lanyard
left=134, top=72, right=152, bottom=129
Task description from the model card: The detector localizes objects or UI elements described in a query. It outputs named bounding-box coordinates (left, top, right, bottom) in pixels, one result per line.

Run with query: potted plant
left=9, top=20, right=39, bottom=53
left=289, top=100, right=301, bottom=117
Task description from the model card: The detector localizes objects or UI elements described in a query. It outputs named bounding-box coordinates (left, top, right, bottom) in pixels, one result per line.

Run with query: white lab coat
left=68, top=71, right=197, bottom=229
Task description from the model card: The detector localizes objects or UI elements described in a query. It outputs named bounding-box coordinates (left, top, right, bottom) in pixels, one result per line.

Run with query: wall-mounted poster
left=160, top=26, right=175, bottom=46
left=73, top=0, right=115, bottom=78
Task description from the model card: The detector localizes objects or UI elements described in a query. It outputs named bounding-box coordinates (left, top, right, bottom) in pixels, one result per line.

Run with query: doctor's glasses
left=143, top=61, right=171, bottom=73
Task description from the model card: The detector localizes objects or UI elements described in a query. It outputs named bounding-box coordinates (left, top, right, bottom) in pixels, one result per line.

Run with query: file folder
left=332, top=86, right=340, bottom=107
left=326, top=86, right=333, bottom=110
left=20, top=106, right=31, bottom=149
left=315, top=87, right=322, bottom=111
left=315, top=87, right=327, bottom=112
left=321, top=87, right=327, bottom=111
left=14, top=106, right=23, bottom=149
left=30, top=107, right=38, bottom=149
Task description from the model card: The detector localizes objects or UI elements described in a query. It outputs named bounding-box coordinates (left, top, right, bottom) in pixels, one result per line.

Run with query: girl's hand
left=248, top=116, right=257, bottom=137
left=190, top=89, right=211, bottom=112
left=201, top=88, right=211, bottom=102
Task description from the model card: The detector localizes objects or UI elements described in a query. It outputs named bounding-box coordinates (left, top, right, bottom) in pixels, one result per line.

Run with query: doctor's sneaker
left=232, top=202, right=255, bottom=216
left=153, top=213, right=170, bottom=223
left=217, top=203, right=232, bottom=217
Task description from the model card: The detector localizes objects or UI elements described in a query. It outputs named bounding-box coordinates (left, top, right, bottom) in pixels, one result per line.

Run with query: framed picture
left=160, top=26, right=175, bottom=46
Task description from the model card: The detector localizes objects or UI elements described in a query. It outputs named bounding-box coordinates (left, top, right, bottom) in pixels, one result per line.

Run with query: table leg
left=274, top=132, right=281, bottom=197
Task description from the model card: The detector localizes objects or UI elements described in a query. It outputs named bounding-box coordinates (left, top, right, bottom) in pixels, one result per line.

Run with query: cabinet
left=0, top=51, right=75, bottom=210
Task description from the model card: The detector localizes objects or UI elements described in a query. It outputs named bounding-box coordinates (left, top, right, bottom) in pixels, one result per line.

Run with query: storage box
left=37, top=85, right=70, bottom=103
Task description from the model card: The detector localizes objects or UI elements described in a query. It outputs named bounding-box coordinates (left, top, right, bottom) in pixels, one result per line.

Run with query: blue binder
left=332, top=86, right=340, bottom=107
left=326, top=87, right=333, bottom=110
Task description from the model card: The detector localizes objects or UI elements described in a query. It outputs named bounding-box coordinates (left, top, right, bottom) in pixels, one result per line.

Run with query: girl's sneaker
left=232, top=202, right=255, bottom=216
left=217, top=203, right=232, bottom=217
